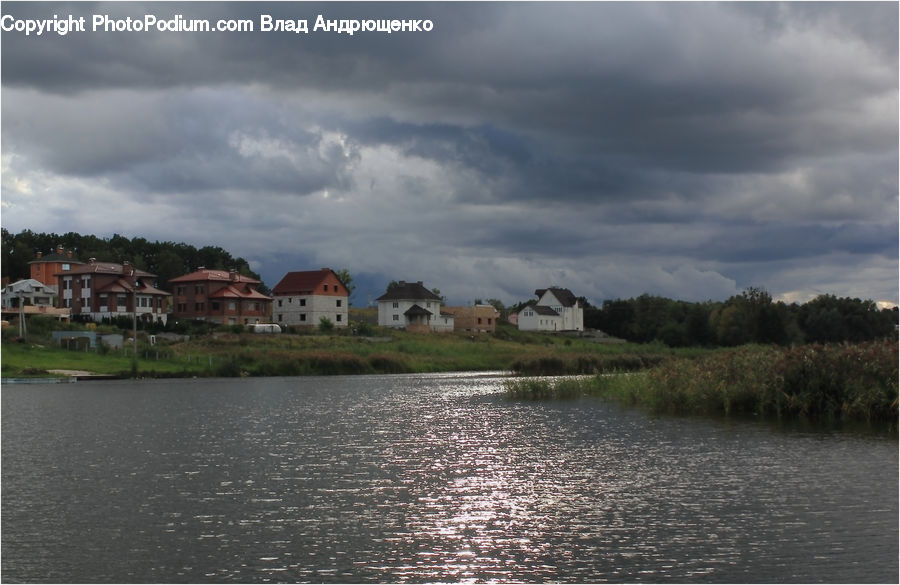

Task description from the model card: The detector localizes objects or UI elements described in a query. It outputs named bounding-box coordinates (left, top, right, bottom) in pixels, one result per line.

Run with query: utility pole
left=131, top=266, right=138, bottom=377
left=17, top=293, right=26, bottom=340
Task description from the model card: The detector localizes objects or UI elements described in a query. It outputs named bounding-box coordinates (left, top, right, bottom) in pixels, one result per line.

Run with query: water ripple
left=2, top=374, right=897, bottom=583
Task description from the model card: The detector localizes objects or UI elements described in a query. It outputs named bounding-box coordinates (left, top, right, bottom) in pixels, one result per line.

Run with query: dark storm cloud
left=2, top=1, right=896, bottom=303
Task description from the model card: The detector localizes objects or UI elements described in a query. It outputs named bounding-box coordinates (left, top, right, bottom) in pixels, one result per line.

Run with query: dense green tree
left=798, top=295, right=896, bottom=343
left=335, top=268, right=356, bottom=304
left=2, top=229, right=267, bottom=290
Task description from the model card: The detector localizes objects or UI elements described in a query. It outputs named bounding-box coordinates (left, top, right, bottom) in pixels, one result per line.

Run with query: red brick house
left=58, top=259, right=170, bottom=324
left=271, top=268, right=350, bottom=328
left=169, top=268, right=272, bottom=325
left=30, top=245, right=84, bottom=286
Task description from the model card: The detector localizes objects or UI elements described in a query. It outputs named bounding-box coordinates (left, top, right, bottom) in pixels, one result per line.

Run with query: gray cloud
left=2, top=1, right=896, bottom=304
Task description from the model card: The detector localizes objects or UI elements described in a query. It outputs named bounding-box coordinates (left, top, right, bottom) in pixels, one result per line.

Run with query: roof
left=2, top=279, right=57, bottom=295
left=404, top=304, right=433, bottom=317
left=376, top=281, right=442, bottom=302
left=535, top=287, right=579, bottom=307
left=209, top=284, right=272, bottom=301
left=272, top=268, right=346, bottom=296
left=169, top=268, right=260, bottom=284
left=95, top=277, right=171, bottom=296
left=519, top=302, right=561, bottom=316
left=62, top=261, right=156, bottom=278
left=28, top=248, right=83, bottom=265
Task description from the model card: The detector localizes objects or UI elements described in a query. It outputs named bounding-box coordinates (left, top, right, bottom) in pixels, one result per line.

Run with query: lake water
left=2, top=373, right=897, bottom=583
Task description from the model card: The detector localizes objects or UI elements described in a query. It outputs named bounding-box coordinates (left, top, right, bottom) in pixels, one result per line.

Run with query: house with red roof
left=169, top=268, right=272, bottom=325
left=57, top=259, right=170, bottom=324
left=271, top=268, right=349, bottom=328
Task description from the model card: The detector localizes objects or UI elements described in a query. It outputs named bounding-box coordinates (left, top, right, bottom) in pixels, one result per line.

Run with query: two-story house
left=271, top=268, right=349, bottom=328
left=2, top=279, right=58, bottom=309
left=169, top=268, right=272, bottom=325
left=376, top=280, right=454, bottom=332
left=517, top=287, right=584, bottom=331
left=58, top=259, right=170, bottom=324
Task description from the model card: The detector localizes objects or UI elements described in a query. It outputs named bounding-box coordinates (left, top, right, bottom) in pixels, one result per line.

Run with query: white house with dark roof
left=517, top=287, right=584, bottom=331
left=376, top=280, right=454, bottom=332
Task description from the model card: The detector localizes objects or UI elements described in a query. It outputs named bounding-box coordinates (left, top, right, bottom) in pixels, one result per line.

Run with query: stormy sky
left=2, top=1, right=897, bottom=306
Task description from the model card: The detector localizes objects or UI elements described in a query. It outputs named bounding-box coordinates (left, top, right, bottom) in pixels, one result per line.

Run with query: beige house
left=443, top=304, right=500, bottom=333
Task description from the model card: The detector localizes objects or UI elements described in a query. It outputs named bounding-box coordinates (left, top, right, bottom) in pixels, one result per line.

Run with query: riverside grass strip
left=2, top=323, right=683, bottom=379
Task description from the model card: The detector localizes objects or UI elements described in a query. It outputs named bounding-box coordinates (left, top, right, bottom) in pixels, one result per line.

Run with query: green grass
left=1, top=340, right=209, bottom=378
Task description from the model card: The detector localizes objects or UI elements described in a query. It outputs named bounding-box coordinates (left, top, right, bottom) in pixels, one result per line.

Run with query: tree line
left=584, top=287, right=897, bottom=347
left=2, top=228, right=268, bottom=293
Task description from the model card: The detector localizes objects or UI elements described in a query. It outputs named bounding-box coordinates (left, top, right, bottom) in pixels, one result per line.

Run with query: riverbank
left=505, top=340, right=899, bottom=426
left=1, top=323, right=693, bottom=380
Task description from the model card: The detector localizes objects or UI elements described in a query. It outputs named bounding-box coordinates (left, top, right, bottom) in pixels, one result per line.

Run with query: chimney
left=35, top=251, right=42, bottom=259
left=399, top=281, right=406, bottom=286
left=229, top=268, right=237, bottom=281
left=88, top=258, right=96, bottom=264
left=56, top=245, right=63, bottom=255
left=417, top=281, right=423, bottom=286
left=67, top=250, right=73, bottom=258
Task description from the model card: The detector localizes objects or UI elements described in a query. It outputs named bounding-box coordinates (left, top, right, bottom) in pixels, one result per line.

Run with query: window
left=277, top=299, right=282, bottom=307
left=323, top=284, right=328, bottom=292
left=63, top=278, right=72, bottom=290
left=477, top=317, right=482, bottom=324
left=336, top=299, right=342, bottom=307
left=81, top=297, right=89, bottom=309
left=300, top=314, right=307, bottom=322
left=195, top=285, right=204, bottom=295
left=278, top=314, right=283, bottom=321
left=177, top=286, right=185, bottom=296
left=61, top=263, right=70, bottom=271
left=336, top=314, right=342, bottom=322
left=393, top=314, right=399, bottom=321
left=228, top=301, right=236, bottom=311
left=211, top=301, right=220, bottom=311
left=81, top=276, right=91, bottom=288
left=392, top=302, right=399, bottom=308
left=300, top=298, right=306, bottom=306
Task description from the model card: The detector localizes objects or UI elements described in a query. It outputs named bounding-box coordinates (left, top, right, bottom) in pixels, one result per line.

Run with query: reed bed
left=508, top=341, right=899, bottom=424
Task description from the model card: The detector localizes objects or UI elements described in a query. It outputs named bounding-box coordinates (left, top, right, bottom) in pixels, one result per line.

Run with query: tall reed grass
left=509, top=341, right=898, bottom=424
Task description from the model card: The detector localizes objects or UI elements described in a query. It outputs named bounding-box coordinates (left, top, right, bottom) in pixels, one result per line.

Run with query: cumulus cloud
left=1, top=1, right=896, bottom=305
